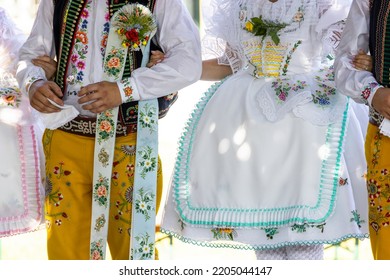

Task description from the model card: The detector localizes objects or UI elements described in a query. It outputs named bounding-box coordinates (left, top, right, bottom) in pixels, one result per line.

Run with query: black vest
left=369, top=0, right=389, bottom=124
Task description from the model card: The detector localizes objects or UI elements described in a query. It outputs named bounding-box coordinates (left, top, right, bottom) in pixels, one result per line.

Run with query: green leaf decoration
left=244, top=16, right=287, bottom=45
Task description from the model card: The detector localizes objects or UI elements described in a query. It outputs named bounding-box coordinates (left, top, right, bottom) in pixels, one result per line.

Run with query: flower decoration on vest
left=113, top=4, right=157, bottom=52
left=244, top=16, right=287, bottom=45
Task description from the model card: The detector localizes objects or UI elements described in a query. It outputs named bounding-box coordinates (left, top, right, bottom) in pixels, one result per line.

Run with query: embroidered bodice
left=203, top=0, right=350, bottom=77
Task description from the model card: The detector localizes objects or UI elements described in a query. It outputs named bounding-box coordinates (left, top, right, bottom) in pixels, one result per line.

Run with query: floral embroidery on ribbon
left=97, top=110, right=116, bottom=144
left=134, top=187, right=155, bottom=221
left=90, top=239, right=104, bottom=260
left=131, top=232, right=154, bottom=260
left=93, top=174, right=110, bottom=207
left=137, top=146, right=157, bottom=179
left=104, top=47, right=126, bottom=79
left=139, top=102, right=157, bottom=131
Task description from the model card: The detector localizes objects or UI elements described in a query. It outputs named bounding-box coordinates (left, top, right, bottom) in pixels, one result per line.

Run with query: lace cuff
left=321, top=20, right=345, bottom=60
left=217, top=46, right=243, bottom=74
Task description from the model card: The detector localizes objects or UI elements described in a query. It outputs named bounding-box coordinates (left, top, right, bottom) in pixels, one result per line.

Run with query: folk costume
left=0, top=7, right=45, bottom=238
left=161, top=0, right=369, bottom=260
left=16, top=0, right=201, bottom=260
left=335, top=0, right=390, bottom=260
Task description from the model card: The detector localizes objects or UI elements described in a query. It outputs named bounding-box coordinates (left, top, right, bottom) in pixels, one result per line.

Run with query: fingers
left=32, top=59, right=54, bottom=70
left=33, top=55, right=52, bottom=63
left=77, top=83, right=100, bottom=104
left=29, top=81, right=64, bottom=113
left=77, top=81, right=122, bottom=113
left=353, top=53, right=373, bottom=71
left=32, top=56, right=57, bottom=80
left=147, top=50, right=164, bottom=67
left=32, top=55, right=57, bottom=67
left=79, top=99, right=107, bottom=114
left=31, top=98, right=61, bottom=113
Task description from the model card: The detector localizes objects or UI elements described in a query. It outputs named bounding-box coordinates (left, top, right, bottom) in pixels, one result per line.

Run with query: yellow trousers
left=365, top=123, right=390, bottom=260
left=42, top=129, right=162, bottom=260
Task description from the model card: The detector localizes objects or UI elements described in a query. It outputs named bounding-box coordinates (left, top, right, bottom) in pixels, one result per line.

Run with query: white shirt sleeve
left=117, top=0, right=202, bottom=102
left=16, top=0, right=55, bottom=95
left=334, top=0, right=382, bottom=106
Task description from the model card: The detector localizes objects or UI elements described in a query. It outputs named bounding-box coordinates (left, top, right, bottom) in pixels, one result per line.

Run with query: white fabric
left=0, top=120, right=44, bottom=237
left=334, top=0, right=380, bottom=107
left=38, top=99, right=79, bottom=130
left=379, top=119, right=390, bottom=137
left=334, top=0, right=390, bottom=136
left=161, top=0, right=369, bottom=250
left=0, top=7, right=44, bottom=238
left=202, top=0, right=351, bottom=126
left=201, top=0, right=350, bottom=72
left=16, top=0, right=202, bottom=120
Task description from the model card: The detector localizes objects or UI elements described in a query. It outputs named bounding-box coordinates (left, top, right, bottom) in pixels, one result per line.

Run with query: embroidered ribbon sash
left=89, top=4, right=158, bottom=260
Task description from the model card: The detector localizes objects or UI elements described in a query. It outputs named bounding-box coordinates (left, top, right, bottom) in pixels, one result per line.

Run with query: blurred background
left=0, top=0, right=373, bottom=260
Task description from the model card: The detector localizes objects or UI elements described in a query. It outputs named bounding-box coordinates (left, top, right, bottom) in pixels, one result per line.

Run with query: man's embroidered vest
left=52, top=0, right=176, bottom=127
left=369, top=0, right=390, bottom=125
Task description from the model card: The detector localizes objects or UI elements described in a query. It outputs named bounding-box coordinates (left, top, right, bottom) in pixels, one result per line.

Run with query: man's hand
left=372, top=87, right=390, bottom=119
left=78, top=81, right=122, bottom=114
left=147, top=50, right=164, bottom=67
left=29, top=80, right=64, bottom=113
left=32, top=55, right=57, bottom=80
left=353, top=50, right=373, bottom=72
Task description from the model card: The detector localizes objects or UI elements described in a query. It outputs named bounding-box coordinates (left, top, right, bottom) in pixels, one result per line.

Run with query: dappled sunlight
left=236, top=142, right=251, bottom=161
left=218, top=138, right=230, bottom=154
left=214, top=124, right=252, bottom=161
left=318, top=144, right=331, bottom=161
left=208, top=122, right=216, bottom=133
left=233, top=124, right=246, bottom=146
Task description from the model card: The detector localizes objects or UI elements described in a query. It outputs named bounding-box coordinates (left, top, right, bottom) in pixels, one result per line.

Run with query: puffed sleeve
left=16, top=0, right=55, bottom=95
left=116, top=0, right=202, bottom=103
left=334, top=0, right=382, bottom=106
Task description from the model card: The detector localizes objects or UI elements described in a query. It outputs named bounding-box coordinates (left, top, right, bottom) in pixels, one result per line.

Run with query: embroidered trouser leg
left=43, top=129, right=162, bottom=260
left=365, top=123, right=390, bottom=260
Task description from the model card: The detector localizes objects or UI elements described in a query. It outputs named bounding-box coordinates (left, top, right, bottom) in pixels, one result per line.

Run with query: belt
left=369, top=117, right=380, bottom=127
left=369, top=107, right=385, bottom=128
left=58, top=115, right=136, bottom=137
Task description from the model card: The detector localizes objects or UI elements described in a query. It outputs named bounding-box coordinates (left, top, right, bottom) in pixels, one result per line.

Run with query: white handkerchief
left=379, top=118, right=390, bottom=137
left=37, top=99, right=79, bottom=130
